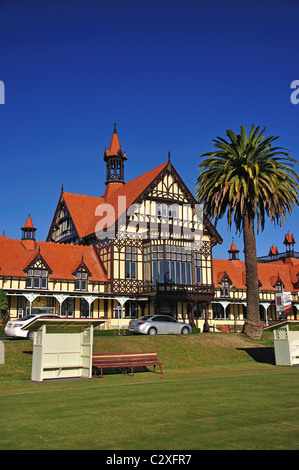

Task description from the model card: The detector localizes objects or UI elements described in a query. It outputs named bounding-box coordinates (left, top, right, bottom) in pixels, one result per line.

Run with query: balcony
left=142, top=282, right=215, bottom=301
left=111, top=279, right=215, bottom=301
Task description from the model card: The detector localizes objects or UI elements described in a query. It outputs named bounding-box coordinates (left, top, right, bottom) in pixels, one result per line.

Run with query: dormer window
left=26, top=269, right=48, bottom=289
left=24, top=250, right=52, bottom=290
left=75, top=271, right=88, bottom=291
left=276, top=282, right=283, bottom=293
left=221, top=280, right=230, bottom=297
left=73, top=257, right=91, bottom=291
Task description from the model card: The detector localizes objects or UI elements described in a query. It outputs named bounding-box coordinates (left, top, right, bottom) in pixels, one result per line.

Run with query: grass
left=1, top=331, right=299, bottom=450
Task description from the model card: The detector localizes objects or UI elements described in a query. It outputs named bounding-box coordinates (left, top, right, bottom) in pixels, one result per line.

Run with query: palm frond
left=197, top=124, right=299, bottom=233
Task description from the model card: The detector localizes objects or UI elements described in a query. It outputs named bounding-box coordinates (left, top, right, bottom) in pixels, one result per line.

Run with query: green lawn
left=1, top=332, right=298, bottom=450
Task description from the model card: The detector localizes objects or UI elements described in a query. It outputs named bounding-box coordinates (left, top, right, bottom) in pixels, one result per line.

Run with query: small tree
left=0, top=289, right=9, bottom=328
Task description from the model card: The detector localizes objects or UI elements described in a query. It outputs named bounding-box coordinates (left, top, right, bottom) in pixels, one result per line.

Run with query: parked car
left=4, top=314, right=61, bottom=340
left=128, top=315, right=192, bottom=335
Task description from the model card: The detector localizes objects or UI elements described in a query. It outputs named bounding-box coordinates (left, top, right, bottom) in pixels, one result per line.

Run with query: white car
left=4, top=314, right=61, bottom=339
left=128, top=315, right=192, bottom=335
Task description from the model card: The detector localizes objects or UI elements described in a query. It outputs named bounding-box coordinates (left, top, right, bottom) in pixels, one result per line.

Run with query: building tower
left=21, top=214, right=36, bottom=241
left=228, top=239, right=240, bottom=260
left=103, top=123, right=127, bottom=185
left=283, top=233, right=296, bottom=258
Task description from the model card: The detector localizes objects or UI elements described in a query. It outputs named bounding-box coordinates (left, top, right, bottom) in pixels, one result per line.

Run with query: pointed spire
left=104, top=123, right=127, bottom=160
left=228, top=238, right=240, bottom=260
left=268, top=245, right=279, bottom=256
left=103, top=124, right=127, bottom=185
left=283, top=232, right=296, bottom=245
left=21, top=214, right=37, bottom=240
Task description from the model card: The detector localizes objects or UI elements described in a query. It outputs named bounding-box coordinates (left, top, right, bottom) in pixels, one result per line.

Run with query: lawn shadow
left=236, top=347, right=275, bottom=365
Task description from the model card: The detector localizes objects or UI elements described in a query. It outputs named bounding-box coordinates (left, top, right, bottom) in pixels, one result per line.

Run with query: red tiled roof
left=103, top=182, right=124, bottom=200
left=213, top=259, right=246, bottom=289
left=62, top=193, right=104, bottom=239
left=61, top=162, right=168, bottom=239
left=0, top=237, right=108, bottom=282
left=213, top=258, right=299, bottom=292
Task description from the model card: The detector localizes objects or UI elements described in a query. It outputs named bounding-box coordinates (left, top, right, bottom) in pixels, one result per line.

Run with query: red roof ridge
left=63, top=191, right=103, bottom=201
left=125, top=161, right=168, bottom=185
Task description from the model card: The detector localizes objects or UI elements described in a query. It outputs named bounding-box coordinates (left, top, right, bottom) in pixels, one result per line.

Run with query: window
left=125, top=301, right=138, bottom=319
left=276, top=282, right=283, bottom=293
left=157, top=203, right=178, bottom=219
left=61, top=299, right=75, bottom=317
left=80, top=298, right=92, bottom=318
left=26, top=269, right=48, bottom=289
left=194, top=252, right=202, bottom=284
left=144, top=243, right=193, bottom=285
left=61, top=219, right=69, bottom=233
left=221, top=280, right=230, bottom=297
left=194, top=303, right=203, bottom=319
left=125, top=246, right=137, bottom=279
left=213, top=303, right=229, bottom=320
left=17, top=296, right=26, bottom=317
left=75, top=271, right=88, bottom=291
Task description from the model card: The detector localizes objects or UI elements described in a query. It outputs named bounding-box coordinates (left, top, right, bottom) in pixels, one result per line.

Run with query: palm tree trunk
left=242, top=211, right=263, bottom=339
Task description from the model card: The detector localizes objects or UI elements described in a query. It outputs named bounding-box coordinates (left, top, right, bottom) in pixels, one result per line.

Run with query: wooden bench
left=92, top=350, right=163, bottom=378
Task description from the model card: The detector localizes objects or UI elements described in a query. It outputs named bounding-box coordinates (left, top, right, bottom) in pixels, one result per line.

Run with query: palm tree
left=196, top=125, right=299, bottom=339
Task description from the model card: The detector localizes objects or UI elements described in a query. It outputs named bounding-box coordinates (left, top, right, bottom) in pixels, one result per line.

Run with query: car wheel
left=27, top=331, right=34, bottom=340
left=148, top=327, right=157, bottom=335
left=181, top=327, right=190, bottom=335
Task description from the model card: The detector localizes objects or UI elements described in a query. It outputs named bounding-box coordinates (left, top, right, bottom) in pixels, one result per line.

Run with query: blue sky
left=0, top=0, right=298, bottom=260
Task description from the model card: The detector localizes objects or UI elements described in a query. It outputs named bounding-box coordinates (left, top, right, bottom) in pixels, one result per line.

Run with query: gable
left=217, top=271, right=233, bottom=285
left=143, top=165, right=194, bottom=204
left=47, top=192, right=105, bottom=242
left=72, top=257, right=92, bottom=277
left=46, top=159, right=222, bottom=246
left=23, top=250, right=53, bottom=274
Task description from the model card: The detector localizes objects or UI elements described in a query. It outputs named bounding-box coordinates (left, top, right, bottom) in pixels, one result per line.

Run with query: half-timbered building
left=46, top=125, right=223, bottom=329
left=0, top=216, right=108, bottom=321
left=3, top=125, right=298, bottom=332
left=212, top=238, right=299, bottom=331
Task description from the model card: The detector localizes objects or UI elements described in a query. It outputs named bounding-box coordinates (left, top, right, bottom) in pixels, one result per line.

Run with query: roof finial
left=61, top=183, right=64, bottom=194
left=168, top=151, right=171, bottom=162
left=114, top=123, right=117, bottom=134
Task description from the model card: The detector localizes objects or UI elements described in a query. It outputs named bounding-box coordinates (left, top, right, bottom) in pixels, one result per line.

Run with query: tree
left=196, top=125, right=299, bottom=339
left=0, top=289, right=9, bottom=327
